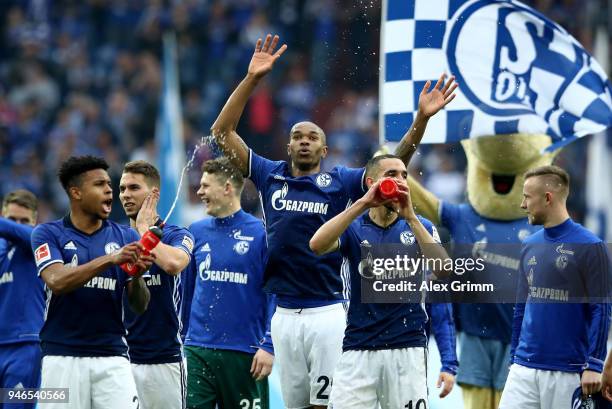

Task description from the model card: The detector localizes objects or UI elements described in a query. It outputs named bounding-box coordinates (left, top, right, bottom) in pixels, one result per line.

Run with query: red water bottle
left=378, top=178, right=399, bottom=200
left=120, top=226, right=163, bottom=276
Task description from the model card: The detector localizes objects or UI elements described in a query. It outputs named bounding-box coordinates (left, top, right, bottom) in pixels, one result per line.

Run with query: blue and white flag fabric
left=156, top=32, right=186, bottom=226
left=380, top=0, right=612, bottom=150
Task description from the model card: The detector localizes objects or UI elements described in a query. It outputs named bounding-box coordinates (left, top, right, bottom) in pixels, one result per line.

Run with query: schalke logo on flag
left=380, top=0, right=612, bottom=149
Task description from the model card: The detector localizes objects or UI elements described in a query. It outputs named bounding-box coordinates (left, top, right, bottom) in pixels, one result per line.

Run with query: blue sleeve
left=338, top=166, right=366, bottom=203
left=586, top=303, right=611, bottom=373
left=167, top=227, right=195, bottom=260
left=31, top=225, right=64, bottom=275
left=248, top=149, right=283, bottom=191
left=419, top=217, right=441, bottom=243
left=439, top=201, right=461, bottom=232
left=180, top=257, right=197, bottom=341
left=259, top=294, right=276, bottom=355
left=0, top=217, right=34, bottom=248
left=339, top=224, right=359, bottom=256
left=510, top=248, right=529, bottom=363
left=585, top=243, right=612, bottom=373
left=430, top=303, right=459, bottom=375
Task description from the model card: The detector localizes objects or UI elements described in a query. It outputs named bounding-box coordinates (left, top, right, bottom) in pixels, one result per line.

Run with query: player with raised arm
left=181, top=158, right=274, bottom=409
left=210, top=33, right=456, bottom=408
left=119, top=160, right=194, bottom=409
left=0, top=190, right=45, bottom=409
left=499, top=165, right=612, bottom=408
left=30, top=155, right=154, bottom=409
left=309, top=154, right=450, bottom=408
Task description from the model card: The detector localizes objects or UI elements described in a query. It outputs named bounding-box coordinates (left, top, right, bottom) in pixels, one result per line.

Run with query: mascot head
left=462, top=133, right=556, bottom=220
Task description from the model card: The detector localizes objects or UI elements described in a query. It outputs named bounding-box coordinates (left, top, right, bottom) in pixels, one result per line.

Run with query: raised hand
left=418, top=73, right=458, bottom=118
left=248, top=34, right=288, bottom=79
left=396, top=181, right=417, bottom=220
left=357, top=179, right=395, bottom=210
left=136, top=189, right=159, bottom=235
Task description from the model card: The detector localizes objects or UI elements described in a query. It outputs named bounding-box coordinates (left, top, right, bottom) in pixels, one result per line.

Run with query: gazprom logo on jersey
left=271, top=182, right=328, bottom=215
left=198, top=253, right=248, bottom=284
left=448, top=0, right=583, bottom=116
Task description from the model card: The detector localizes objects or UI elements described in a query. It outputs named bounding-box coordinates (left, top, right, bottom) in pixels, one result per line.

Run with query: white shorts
left=329, top=347, right=428, bottom=409
left=131, top=359, right=187, bottom=409
left=499, top=364, right=580, bottom=409
left=271, top=303, right=346, bottom=408
left=40, top=355, right=139, bottom=409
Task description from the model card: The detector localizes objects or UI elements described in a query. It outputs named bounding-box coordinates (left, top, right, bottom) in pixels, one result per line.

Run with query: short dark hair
left=201, top=157, right=244, bottom=192
left=2, top=189, right=38, bottom=213
left=365, top=153, right=401, bottom=178
left=123, top=160, right=161, bottom=188
left=58, top=155, right=109, bottom=192
left=525, top=165, right=570, bottom=192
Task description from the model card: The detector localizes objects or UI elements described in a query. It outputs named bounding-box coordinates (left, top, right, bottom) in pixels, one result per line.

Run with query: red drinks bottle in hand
left=121, top=226, right=163, bottom=276
left=378, top=178, right=399, bottom=200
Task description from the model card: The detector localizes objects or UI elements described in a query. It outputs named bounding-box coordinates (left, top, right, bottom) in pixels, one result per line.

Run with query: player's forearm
left=406, top=175, right=441, bottom=224
left=310, top=201, right=368, bottom=255
left=0, top=217, right=33, bottom=247
left=212, top=74, right=259, bottom=133
left=151, top=243, right=189, bottom=275
left=586, top=303, right=611, bottom=371
left=127, top=277, right=150, bottom=314
left=406, top=216, right=450, bottom=278
left=394, top=112, right=429, bottom=166
left=210, top=75, right=258, bottom=173
left=41, top=255, right=115, bottom=295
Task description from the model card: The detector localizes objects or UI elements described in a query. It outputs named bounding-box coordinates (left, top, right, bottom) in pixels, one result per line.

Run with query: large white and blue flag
left=156, top=33, right=186, bottom=226
left=380, top=0, right=612, bottom=150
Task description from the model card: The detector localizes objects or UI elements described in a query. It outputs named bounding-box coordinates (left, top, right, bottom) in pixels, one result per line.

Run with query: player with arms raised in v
left=210, top=33, right=457, bottom=408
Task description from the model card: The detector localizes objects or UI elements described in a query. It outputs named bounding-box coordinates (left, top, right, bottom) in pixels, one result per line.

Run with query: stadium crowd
left=0, top=0, right=603, bottom=225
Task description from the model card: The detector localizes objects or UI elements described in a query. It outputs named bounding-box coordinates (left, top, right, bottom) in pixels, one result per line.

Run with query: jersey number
left=405, top=399, right=426, bottom=409
left=240, top=398, right=261, bottom=409
left=316, top=375, right=331, bottom=400
left=132, top=396, right=139, bottom=409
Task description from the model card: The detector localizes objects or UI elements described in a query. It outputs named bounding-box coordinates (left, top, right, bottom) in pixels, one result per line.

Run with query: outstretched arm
left=394, top=73, right=457, bottom=166
left=210, top=34, right=287, bottom=175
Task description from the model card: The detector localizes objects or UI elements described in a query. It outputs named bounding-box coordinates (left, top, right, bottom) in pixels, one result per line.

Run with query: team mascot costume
left=380, top=1, right=612, bottom=408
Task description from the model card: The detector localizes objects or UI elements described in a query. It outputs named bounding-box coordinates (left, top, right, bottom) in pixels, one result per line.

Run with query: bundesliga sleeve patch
left=35, top=243, right=51, bottom=266
left=181, top=236, right=194, bottom=253
left=431, top=225, right=441, bottom=244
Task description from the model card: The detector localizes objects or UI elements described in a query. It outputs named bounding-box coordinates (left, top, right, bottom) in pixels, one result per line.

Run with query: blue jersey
left=440, top=202, right=540, bottom=343
left=123, top=224, right=194, bottom=364
left=511, top=219, right=611, bottom=373
left=339, top=212, right=438, bottom=351
left=426, top=303, right=459, bottom=375
left=0, top=218, right=45, bottom=345
left=31, top=216, right=140, bottom=358
left=182, top=210, right=274, bottom=355
left=248, top=150, right=366, bottom=306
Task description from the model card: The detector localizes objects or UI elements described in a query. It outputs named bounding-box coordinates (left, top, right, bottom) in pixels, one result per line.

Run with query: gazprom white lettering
left=270, top=185, right=328, bottom=215
left=84, top=277, right=117, bottom=290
